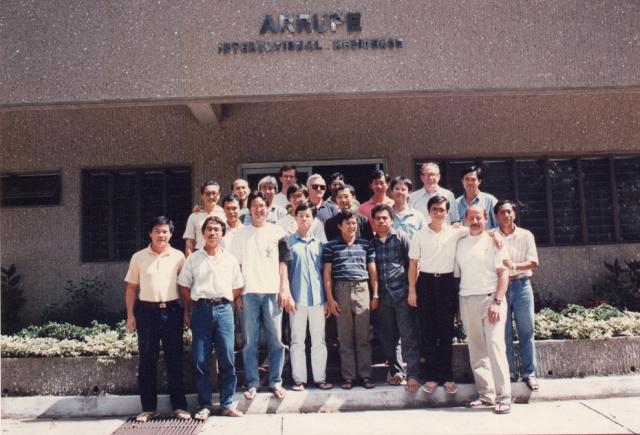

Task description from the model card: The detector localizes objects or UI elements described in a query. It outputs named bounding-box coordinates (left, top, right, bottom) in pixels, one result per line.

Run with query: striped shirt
left=497, top=225, right=539, bottom=279
left=322, top=238, right=375, bottom=282
left=373, top=230, right=410, bottom=302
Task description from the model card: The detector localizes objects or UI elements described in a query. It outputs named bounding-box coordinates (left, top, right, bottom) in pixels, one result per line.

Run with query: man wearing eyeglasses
left=306, top=173, right=338, bottom=223
left=409, top=162, right=459, bottom=225
left=184, top=180, right=227, bottom=257
left=273, top=165, right=298, bottom=209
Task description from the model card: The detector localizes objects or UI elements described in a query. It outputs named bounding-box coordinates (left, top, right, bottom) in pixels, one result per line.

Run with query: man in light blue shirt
left=409, top=162, right=459, bottom=224
left=455, top=165, right=498, bottom=229
left=391, top=175, right=427, bottom=238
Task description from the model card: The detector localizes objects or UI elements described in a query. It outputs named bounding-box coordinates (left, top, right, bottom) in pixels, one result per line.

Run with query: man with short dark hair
left=495, top=200, right=540, bottom=391
left=277, top=184, right=326, bottom=241
left=358, top=169, right=393, bottom=227
left=221, top=194, right=244, bottom=249
left=231, top=178, right=250, bottom=223
left=324, top=184, right=373, bottom=241
left=371, top=204, right=420, bottom=392
left=455, top=165, right=498, bottom=229
left=409, top=162, right=459, bottom=224
left=178, top=216, right=244, bottom=419
left=184, top=181, right=226, bottom=256
left=323, top=210, right=379, bottom=390
left=327, top=172, right=360, bottom=211
left=273, top=165, right=298, bottom=208
left=124, top=216, right=189, bottom=422
left=389, top=176, right=427, bottom=238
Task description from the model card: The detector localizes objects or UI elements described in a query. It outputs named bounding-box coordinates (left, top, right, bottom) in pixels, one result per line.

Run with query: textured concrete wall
left=2, top=0, right=639, bottom=106
left=1, top=91, right=639, bottom=323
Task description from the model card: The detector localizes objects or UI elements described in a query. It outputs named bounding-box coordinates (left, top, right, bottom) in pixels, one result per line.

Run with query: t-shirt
left=124, top=246, right=185, bottom=302
left=229, top=223, right=291, bottom=294
left=455, top=233, right=507, bottom=296
left=177, top=249, right=244, bottom=301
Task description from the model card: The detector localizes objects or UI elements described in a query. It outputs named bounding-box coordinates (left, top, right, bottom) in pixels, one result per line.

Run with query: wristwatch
left=493, top=296, right=503, bottom=305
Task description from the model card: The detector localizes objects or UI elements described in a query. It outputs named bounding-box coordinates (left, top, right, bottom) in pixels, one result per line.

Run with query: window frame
left=0, top=170, right=63, bottom=207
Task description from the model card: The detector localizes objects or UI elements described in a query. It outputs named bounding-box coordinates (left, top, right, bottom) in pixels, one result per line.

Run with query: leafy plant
left=1, top=264, right=26, bottom=334
left=592, top=259, right=640, bottom=312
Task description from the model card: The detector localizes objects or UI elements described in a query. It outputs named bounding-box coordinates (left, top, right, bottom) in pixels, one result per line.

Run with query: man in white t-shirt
left=229, top=190, right=295, bottom=401
left=273, top=165, right=297, bottom=208
left=455, top=205, right=511, bottom=414
left=183, top=181, right=226, bottom=256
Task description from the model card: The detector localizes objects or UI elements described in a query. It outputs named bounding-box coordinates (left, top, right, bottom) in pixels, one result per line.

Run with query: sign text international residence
left=218, top=12, right=404, bottom=54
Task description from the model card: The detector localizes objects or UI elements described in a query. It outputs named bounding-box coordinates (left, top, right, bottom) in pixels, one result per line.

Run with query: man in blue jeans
left=124, top=216, right=189, bottom=422
left=229, top=191, right=295, bottom=400
left=495, top=200, right=540, bottom=391
left=178, top=216, right=245, bottom=420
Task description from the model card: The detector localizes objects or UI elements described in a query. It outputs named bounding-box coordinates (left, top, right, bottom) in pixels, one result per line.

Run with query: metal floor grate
left=112, top=417, right=205, bottom=435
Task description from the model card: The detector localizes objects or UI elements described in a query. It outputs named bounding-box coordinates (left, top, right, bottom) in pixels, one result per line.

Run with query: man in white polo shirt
left=409, top=162, right=459, bottom=224
left=229, top=190, right=295, bottom=401
left=178, top=216, right=244, bottom=420
left=124, top=216, right=189, bottom=422
left=455, top=205, right=511, bottom=414
left=184, top=180, right=226, bottom=256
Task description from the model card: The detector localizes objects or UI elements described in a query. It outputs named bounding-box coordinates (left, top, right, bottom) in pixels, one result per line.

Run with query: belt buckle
left=159, top=302, right=167, bottom=308
left=433, top=273, right=441, bottom=278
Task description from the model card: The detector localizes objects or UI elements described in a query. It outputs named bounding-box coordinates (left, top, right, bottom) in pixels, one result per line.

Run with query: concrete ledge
left=2, top=375, right=640, bottom=419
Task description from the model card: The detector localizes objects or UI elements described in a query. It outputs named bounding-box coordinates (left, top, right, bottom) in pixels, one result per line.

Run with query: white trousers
left=459, top=293, right=511, bottom=404
left=289, top=304, right=328, bottom=384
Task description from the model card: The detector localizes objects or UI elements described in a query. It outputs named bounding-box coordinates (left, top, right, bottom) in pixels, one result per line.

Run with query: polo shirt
left=455, top=191, right=499, bottom=229
left=409, top=224, right=469, bottom=273
left=409, top=186, right=459, bottom=224
left=316, top=200, right=339, bottom=223
left=183, top=208, right=227, bottom=250
left=392, top=206, right=428, bottom=238
left=358, top=196, right=394, bottom=227
left=243, top=204, right=288, bottom=225
left=124, top=245, right=184, bottom=302
left=497, top=225, right=539, bottom=279
left=287, top=233, right=325, bottom=307
left=372, top=230, right=410, bottom=302
left=455, top=233, right=507, bottom=296
left=229, top=223, right=291, bottom=294
left=177, top=249, right=244, bottom=301
left=322, top=237, right=375, bottom=282
left=277, top=214, right=327, bottom=243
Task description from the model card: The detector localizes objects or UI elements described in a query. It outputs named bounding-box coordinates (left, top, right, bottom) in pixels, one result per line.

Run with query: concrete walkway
left=2, top=397, right=640, bottom=435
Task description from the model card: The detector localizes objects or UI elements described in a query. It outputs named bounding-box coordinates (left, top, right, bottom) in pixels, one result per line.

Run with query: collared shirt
left=409, top=224, right=469, bottom=273
left=322, top=238, right=375, bottom=282
left=324, top=212, right=374, bottom=242
left=277, top=214, right=327, bottom=242
left=243, top=204, right=289, bottom=225
left=455, top=191, right=499, bottom=229
left=358, top=196, right=394, bottom=227
left=497, top=225, right=539, bottom=279
left=177, top=249, right=244, bottom=301
left=409, top=186, right=459, bottom=224
left=272, top=192, right=289, bottom=208
left=221, top=221, right=245, bottom=250
left=373, top=230, right=410, bottom=302
left=326, top=197, right=360, bottom=212
left=124, top=245, right=185, bottom=302
left=316, top=200, right=339, bottom=223
left=183, top=208, right=227, bottom=250
left=287, top=233, right=325, bottom=307
left=392, top=205, right=428, bottom=238
left=455, top=233, right=507, bottom=296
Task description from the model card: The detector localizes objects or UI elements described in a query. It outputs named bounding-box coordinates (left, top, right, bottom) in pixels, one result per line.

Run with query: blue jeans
left=241, top=293, right=284, bottom=389
left=134, top=300, right=187, bottom=412
left=190, top=300, right=237, bottom=410
left=505, top=277, right=537, bottom=378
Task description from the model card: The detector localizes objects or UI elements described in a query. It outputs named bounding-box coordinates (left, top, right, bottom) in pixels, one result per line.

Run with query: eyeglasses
left=311, top=184, right=327, bottom=191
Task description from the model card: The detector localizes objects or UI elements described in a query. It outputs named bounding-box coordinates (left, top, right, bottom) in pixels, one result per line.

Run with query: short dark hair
left=389, top=176, right=413, bottom=192
left=231, top=178, right=248, bottom=191
left=427, top=195, right=450, bottom=211
left=286, top=183, right=308, bottom=200
left=279, top=164, right=297, bottom=177
left=201, top=215, right=227, bottom=237
left=336, top=210, right=357, bottom=224
left=294, top=201, right=317, bottom=218
left=247, top=190, right=266, bottom=208
left=222, top=194, right=240, bottom=207
left=200, top=180, right=220, bottom=194
left=369, top=169, right=390, bottom=184
left=148, top=216, right=174, bottom=234
left=336, top=184, right=356, bottom=197
left=494, top=199, right=517, bottom=215
left=371, top=204, right=393, bottom=219
left=329, top=172, right=345, bottom=183
left=461, top=165, right=483, bottom=181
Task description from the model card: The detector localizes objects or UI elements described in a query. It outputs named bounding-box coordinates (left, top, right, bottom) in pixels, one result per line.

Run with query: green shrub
left=592, top=259, right=640, bottom=312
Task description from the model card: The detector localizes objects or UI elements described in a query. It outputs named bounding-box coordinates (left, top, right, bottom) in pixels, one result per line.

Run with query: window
left=0, top=171, right=62, bottom=207
left=82, top=167, right=191, bottom=262
left=415, top=155, right=640, bottom=246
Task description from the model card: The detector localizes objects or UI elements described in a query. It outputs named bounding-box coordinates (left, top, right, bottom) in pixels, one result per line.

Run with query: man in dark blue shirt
left=323, top=210, right=378, bottom=390
left=324, top=184, right=374, bottom=241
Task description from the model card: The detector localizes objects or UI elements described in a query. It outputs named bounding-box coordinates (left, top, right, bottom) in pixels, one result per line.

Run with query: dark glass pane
left=581, top=158, right=614, bottom=243
left=1, top=172, right=61, bottom=207
left=112, top=172, right=138, bottom=260
left=165, top=169, right=192, bottom=253
left=141, top=171, right=165, bottom=249
left=515, top=160, right=548, bottom=245
left=481, top=160, right=513, bottom=202
left=615, top=156, right=640, bottom=242
left=82, top=172, right=110, bottom=261
left=443, top=160, right=475, bottom=198
left=548, top=159, right=581, bottom=245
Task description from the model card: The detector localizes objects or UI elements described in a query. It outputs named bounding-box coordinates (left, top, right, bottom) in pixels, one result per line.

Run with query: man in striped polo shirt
left=323, top=210, right=379, bottom=390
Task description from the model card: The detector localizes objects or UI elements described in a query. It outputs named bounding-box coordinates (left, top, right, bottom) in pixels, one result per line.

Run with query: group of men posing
left=124, top=162, right=540, bottom=421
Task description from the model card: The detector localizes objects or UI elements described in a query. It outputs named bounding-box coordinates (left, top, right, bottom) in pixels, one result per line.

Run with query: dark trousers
left=416, top=273, right=457, bottom=383
left=134, top=300, right=187, bottom=412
